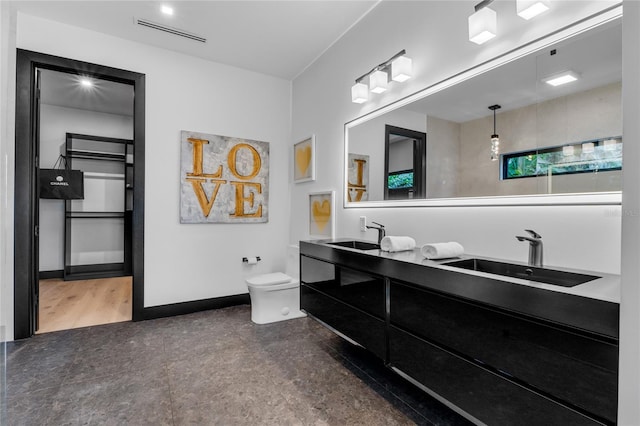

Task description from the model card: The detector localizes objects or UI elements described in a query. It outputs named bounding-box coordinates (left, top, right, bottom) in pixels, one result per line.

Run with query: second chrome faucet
left=516, top=229, right=543, bottom=267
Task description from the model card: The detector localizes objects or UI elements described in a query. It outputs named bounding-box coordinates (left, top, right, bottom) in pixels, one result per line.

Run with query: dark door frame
left=384, top=125, right=427, bottom=200
left=14, top=49, right=146, bottom=339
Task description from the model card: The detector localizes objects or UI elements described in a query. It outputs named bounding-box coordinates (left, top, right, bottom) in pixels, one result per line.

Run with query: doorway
left=14, top=50, right=145, bottom=339
left=384, top=125, right=427, bottom=200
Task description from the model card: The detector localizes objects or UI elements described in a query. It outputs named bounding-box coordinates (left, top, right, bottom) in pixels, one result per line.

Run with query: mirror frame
left=344, top=5, right=622, bottom=209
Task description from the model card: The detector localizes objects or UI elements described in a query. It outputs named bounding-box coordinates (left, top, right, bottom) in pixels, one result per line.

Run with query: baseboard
left=137, top=293, right=250, bottom=321
left=39, top=270, right=63, bottom=280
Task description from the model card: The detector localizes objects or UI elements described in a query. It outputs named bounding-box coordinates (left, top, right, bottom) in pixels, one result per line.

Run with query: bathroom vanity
left=299, top=240, right=619, bottom=425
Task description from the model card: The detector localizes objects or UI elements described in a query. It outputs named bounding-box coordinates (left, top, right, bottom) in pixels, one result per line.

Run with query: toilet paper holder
left=242, top=256, right=262, bottom=263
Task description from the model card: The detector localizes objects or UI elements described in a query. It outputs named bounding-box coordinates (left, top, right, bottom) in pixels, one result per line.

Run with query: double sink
left=325, top=240, right=600, bottom=288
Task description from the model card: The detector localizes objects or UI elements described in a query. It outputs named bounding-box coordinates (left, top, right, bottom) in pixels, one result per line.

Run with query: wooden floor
left=37, top=276, right=132, bottom=334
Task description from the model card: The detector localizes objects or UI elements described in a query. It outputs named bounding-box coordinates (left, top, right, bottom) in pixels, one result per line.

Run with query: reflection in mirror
left=345, top=15, right=622, bottom=205
left=384, top=125, right=426, bottom=200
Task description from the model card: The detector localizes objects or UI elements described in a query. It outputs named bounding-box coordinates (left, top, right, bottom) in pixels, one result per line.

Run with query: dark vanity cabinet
left=389, top=281, right=617, bottom=425
left=300, top=255, right=386, bottom=359
left=299, top=241, right=619, bottom=426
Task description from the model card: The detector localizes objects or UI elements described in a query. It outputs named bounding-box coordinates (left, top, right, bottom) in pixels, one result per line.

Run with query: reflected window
left=503, top=137, right=622, bottom=179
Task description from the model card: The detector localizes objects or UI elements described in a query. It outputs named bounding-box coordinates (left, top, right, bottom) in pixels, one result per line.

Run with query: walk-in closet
left=37, top=69, right=134, bottom=333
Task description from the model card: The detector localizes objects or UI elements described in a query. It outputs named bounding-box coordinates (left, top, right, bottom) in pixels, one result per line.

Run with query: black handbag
left=39, top=156, right=84, bottom=200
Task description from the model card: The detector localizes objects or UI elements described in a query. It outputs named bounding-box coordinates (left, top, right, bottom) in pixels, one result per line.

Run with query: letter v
left=186, top=178, right=225, bottom=217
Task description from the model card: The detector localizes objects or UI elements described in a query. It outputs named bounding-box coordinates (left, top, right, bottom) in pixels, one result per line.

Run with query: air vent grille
left=135, top=18, right=207, bottom=43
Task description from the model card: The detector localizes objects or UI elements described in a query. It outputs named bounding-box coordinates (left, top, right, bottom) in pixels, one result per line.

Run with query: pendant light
left=489, top=104, right=501, bottom=161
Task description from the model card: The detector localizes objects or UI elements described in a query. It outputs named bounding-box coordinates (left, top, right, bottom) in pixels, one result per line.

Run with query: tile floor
left=6, top=305, right=471, bottom=425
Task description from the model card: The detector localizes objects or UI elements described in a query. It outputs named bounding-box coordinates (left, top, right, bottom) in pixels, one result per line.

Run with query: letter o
left=228, top=143, right=261, bottom=180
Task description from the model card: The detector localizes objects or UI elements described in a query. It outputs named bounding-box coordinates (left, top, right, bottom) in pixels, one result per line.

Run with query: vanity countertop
left=303, top=239, right=620, bottom=304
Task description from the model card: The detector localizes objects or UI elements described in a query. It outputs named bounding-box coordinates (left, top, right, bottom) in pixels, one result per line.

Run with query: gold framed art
left=309, top=190, right=335, bottom=238
left=293, top=135, right=315, bottom=183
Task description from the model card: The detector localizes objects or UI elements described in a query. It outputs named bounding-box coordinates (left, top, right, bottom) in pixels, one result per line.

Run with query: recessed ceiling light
left=80, top=78, right=93, bottom=88
left=517, top=0, right=550, bottom=20
left=161, top=5, right=174, bottom=16
left=542, top=71, right=580, bottom=87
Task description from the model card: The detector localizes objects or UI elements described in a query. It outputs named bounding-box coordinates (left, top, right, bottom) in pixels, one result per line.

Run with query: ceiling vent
left=135, top=18, right=207, bottom=43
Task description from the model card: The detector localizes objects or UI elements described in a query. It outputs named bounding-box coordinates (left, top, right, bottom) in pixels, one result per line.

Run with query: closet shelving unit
left=63, top=133, right=133, bottom=281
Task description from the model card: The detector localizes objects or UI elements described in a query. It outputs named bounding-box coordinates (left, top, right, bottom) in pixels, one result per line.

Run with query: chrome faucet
left=516, top=229, right=543, bottom=267
left=366, top=221, right=386, bottom=245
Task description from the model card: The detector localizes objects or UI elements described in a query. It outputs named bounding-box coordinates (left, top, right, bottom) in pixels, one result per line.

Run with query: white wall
left=38, top=104, right=133, bottom=271
left=291, top=0, right=622, bottom=275
left=16, top=13, right=292, bottom=307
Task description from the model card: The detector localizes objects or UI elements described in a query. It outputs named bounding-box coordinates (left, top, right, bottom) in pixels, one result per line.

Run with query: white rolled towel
left=380, top=236, right=416, bottom=253
left=420, top=242, right=464, bottom=259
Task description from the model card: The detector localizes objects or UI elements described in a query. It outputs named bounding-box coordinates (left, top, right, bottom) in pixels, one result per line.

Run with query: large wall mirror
left=345, top=10, right=622, bottom=207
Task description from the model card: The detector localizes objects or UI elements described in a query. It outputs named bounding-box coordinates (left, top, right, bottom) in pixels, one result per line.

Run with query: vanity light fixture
left=351, top=50, right=412, bottom=103
left=369, top=69, right=388, bottom=94
left=543, top=70, right=579, bottom=87
left=516, top=0, right=550, bottom=20
left=351, top=82, right=369, bottom=104
left=582, top=142, right=595, bottom=154
left=79, top=78, right=93, bottom=88
left=391, top=55, right=412, bottom=82
left=489, top=104, right=501, bottom=161
left=469, top=0, right=497, bottom=45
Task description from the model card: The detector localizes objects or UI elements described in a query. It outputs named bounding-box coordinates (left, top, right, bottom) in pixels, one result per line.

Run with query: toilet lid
left=246, top=272, right=292, bottom=286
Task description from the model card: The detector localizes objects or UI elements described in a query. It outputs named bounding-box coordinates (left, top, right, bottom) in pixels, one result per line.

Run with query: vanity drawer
left=301, top=284, right=385, bottom=360
left=301, top=255, right=385, bottom=319
left=390, top=281, right=617, bottom=423
left=388, top=326, right=603, bottom=426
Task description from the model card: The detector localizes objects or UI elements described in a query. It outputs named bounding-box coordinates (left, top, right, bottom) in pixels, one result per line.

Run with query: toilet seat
left=246, top=272, right=292, bottom=286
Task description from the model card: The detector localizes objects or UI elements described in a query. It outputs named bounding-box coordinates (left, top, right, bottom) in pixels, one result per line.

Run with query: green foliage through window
left=388, top=171, right=414, bottom=189
left=503, top=138, right=622, bottom=179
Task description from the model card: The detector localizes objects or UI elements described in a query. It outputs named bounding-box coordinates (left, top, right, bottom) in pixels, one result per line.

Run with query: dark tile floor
left=6, top=305, right=472, bottom=425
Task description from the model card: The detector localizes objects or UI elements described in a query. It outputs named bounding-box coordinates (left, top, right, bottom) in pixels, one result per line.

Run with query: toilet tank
left=286, top=245, right=300, bottom=279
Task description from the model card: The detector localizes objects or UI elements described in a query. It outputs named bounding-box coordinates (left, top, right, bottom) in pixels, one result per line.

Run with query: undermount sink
left=326, top=240, right=381, bottom=251
left=444, top=258, right=600, bottom=288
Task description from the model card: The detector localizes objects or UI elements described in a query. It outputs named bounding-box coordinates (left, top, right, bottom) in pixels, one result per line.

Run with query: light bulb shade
left=391, top=55, right=412, bottom=82
left=516, top=0, right=550, bottom=20
left=582, top=142, right=595, bottom=153
left=562, top=145, right=575, bottom=156
left=490, top=135, right=500, bottom=161
left=351, top=82, right=369, bottom=104
left=369, top=70, right=388, bottom=93
left=469, top=7, right=497, bottom=45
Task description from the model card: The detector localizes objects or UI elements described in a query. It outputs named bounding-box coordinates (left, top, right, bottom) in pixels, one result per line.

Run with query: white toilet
left=245, top=245, right=306, bottom=324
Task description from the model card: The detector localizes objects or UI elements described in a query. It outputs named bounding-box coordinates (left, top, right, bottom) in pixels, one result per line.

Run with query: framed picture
left=309, top=190, right=335, bottom=238
left=180, top=130, right=269, bottom=224
left=293, top=135, right=315, bottom=183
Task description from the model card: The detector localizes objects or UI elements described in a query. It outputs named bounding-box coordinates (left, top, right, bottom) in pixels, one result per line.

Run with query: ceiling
left=14, top=0, right=379, bottom=80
